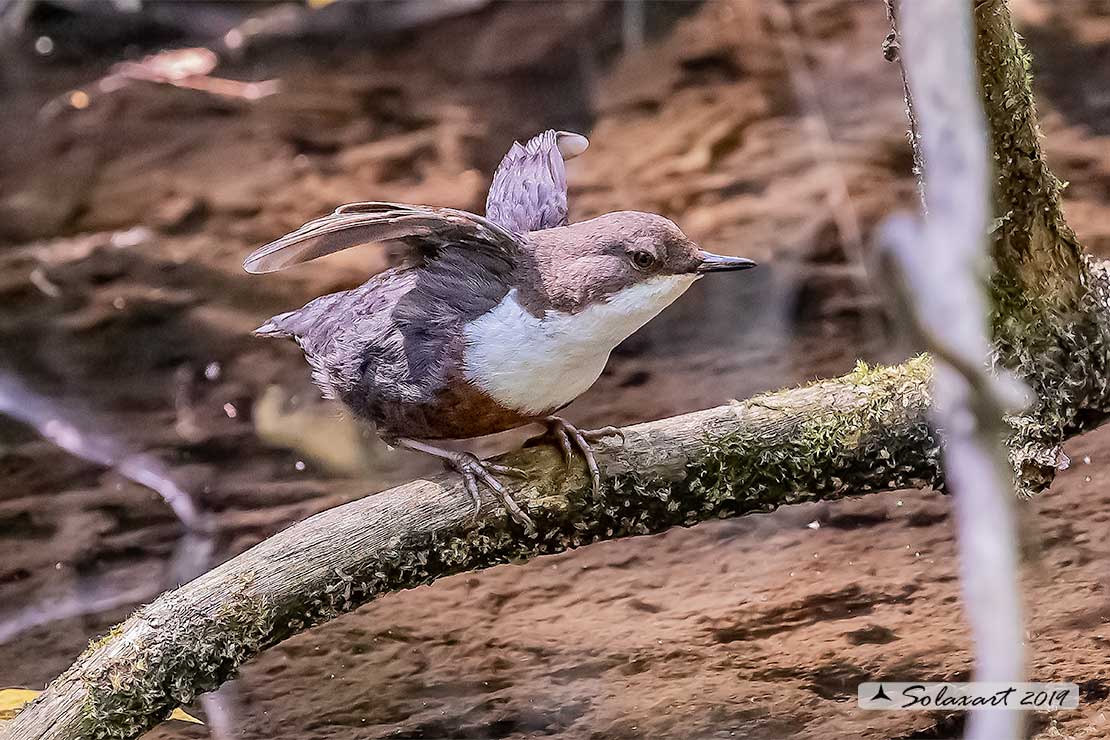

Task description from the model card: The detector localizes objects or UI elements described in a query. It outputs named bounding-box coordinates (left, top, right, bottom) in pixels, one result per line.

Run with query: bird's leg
left=396, top=438, right=533, bottom=532
left=542, top=416, right=625, bottom=496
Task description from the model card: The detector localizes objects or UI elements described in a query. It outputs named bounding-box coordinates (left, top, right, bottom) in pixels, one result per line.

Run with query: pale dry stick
left=0, top=582, right=156, bottom=647
left=30, top=0, right=486, bottom=120
left=622, top=0, right=645, bottom=52
left=197, top=683, right=242, bottom=740
left=0, top=370, right=204, bottom=530
left=1, top=364, right=941, bottom=740
left=38, top=47, right=280, bottom=121
left=0, top=0, right=30, bottom=37
left=893, top=2, right=1025, bottom=739
left=33, top=2, right=300, bottom=122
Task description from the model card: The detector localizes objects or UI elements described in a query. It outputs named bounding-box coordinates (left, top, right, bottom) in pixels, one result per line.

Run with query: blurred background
left=2, top=1, right=1109, bottom=738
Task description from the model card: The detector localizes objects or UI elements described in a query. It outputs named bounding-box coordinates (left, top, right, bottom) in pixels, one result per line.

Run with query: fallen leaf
left=0, top=688, right=202, bottom=725
left=0, top=688, right=39, bottom=721
left=168, top=707, right=204, bottom=725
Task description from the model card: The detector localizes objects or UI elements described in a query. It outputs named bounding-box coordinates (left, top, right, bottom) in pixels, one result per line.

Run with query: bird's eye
left=630, top=250, right=655, bottom=270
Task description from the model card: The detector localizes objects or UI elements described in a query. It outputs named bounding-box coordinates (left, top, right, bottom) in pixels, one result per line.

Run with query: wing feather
left=242, top=202, right=520, bottom=274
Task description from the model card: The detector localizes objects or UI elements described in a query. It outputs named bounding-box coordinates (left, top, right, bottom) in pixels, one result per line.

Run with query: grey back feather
left=244, top=132, right=589, bottom=434
left=246, top=203, right=524, bottom=416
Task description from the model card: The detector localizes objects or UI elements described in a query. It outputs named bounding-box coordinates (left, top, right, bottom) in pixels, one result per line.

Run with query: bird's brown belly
left=360, top=377, right=538, bottom=441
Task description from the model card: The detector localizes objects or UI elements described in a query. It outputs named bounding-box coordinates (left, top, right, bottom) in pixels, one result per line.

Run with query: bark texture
left=3, top=360, right=938, bottom=740
left=888, top=0, right=1110, bottom=490
left=978, top=0, right=1110, bottom=492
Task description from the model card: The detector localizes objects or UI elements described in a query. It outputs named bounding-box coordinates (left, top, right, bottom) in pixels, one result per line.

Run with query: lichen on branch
left=3, top=356, right=938, bottom=740
left=975, top=3, right=1110, bottom=488
left=887, top=0, right=1110, bottom=491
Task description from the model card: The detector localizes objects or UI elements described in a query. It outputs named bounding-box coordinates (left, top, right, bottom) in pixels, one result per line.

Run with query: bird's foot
left=397, top=438, right=533, bottom=531
left=543, top=416, right=625, bottom=496
left=451, top=452, right=533, bottom=531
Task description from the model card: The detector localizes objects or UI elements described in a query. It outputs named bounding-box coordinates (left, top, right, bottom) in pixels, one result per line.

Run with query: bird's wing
left=484, top=130, right=589, bottom=233
left=242, top=202, right=522, bottom=274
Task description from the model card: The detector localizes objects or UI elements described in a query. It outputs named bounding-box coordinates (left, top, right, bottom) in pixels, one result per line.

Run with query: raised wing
left=485, top=130, right=589, bottom=234
left=242, top=202, right=521, bottom=274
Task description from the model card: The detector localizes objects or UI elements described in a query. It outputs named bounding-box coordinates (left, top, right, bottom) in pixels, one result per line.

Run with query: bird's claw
left=580, top=425, right=625, bottom=445
left=544, top=417, right=624, bottom=496
left=484, top=462, right=529, bottom=479
left=450, top=452, right=535, bottom=532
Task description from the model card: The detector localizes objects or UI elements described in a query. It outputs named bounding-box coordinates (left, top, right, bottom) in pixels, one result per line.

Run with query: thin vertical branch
left=764, top=0, right=867, bottom=271
left=886, top=2, right=1025, bottom=739
left=622, top=0, right=645, bottom=52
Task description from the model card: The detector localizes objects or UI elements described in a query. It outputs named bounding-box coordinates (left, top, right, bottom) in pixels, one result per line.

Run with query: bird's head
left=527, top=211, right=756, bottom=323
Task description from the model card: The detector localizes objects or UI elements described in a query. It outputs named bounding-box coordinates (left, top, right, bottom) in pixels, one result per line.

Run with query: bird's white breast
left=461, top=274, right=698, bottom=415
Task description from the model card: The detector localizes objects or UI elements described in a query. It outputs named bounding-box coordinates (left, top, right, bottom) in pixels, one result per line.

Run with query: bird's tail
left=253, top=290, right=349, bottom=350
left=253, top=310, right=299, bottom=339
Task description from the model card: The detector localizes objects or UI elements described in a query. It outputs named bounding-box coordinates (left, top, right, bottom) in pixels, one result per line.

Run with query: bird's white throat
left=462, top=274, right=698, bottom=414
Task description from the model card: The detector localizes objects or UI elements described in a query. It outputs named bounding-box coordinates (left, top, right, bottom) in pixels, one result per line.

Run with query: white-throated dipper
left=245, top=130, right=756, bottom=529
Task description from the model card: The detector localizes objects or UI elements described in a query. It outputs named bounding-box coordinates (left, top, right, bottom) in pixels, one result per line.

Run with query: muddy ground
left=2, top=1, right=1110, bottom=738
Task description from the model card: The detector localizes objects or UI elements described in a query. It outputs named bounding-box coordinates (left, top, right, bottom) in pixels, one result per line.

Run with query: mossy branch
left=971, top=2, right=1110, bottom=490
left=887, top=0, right=1110, bottom=491
left=2, top=359, right=938, bottom=740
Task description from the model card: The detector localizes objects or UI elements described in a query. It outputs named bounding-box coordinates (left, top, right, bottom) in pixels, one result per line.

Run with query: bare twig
left=0, top=0, right=31, bottom=38
left=39, top=47, right=279, bottom=120
left=888, top=2, right=1025, bottom=739
left=762, top=0, right=884, bottom=344
left=0, top=369, right=205, bottom=531
left=763, top=0, right=867, bottom=268
left=622, top=0, right=645, bottom=52
left=198, top=684, right=242, bottom=740
left=0, top=582, right=154, bottom=647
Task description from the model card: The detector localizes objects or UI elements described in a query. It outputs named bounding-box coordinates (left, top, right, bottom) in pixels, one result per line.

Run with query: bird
left=244, top=129, right=756, bottom=530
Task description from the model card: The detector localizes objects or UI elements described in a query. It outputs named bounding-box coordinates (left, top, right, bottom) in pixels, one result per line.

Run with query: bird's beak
left=695, top=251, right=758, bottom=273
